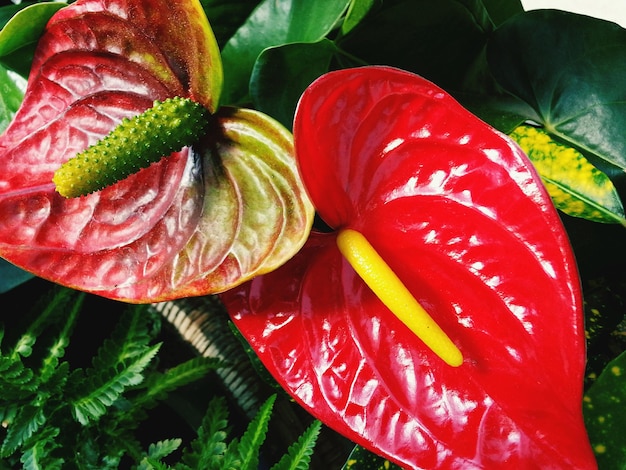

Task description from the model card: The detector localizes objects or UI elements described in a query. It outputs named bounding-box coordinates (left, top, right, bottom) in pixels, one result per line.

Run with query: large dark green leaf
left=250, top=39, right=338, bottom=129
left=0, top=260, right=33, bottom=294
left=584, top=351, right=626, bottom=468
left=480, top=0, right=523, bottom=26
left=338, top=0, right=492, bottom=91
left=220, top=0, right=351, bottom=105
left=487, top=10, right=626, bottom=204
left=200, top=0, right=261, bottom=48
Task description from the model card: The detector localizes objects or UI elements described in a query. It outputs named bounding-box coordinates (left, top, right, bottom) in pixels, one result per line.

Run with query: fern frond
left=136, top=458, right=172, bottom=470
left=0, top=404, right=18, bottom=426
left=269, top=420, right=322, bottom=470
left=134, top=439, right=181, bottom=470
left=147, top=438, right=182, bottom=460
left=71, top=343, right=161, bottom=425
left=19, top=426, right=63, bottom=470
left=11, top=288, right=81, bottom=359
left=220, top=440, right=242, bottom=470
left=0, top=355, right=38, bottom=399
left=91, top=305, right=158, bottom=373
left=98, top=425, right=144, bottom=465
left=37, top=362, right=69, bottom=402
left=182, top=396, right=230, bottom=469
left=1, top=404, right=46, bottom=458
left=135, top=356, right=224, bottom=409
left=72, top=430, right=124, bottom=470
left=236, top=394, right=276, bottom=469
left=38, top=293, right=82, bottom=382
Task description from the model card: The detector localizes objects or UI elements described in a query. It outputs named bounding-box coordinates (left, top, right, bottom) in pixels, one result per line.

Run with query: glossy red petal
left=221, top=67, right=595, bottom=468
left=0, top=0, right=312, bottom=302
left=0, top=0, right=206, bottom=298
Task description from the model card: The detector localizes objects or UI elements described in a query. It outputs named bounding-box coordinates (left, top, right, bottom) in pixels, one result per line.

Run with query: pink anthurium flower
left=0, top=0, right=313, bottom=302
left=220, top=66, right=597, bottom=468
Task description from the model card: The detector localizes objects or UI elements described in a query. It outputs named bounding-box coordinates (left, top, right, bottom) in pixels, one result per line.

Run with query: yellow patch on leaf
left=510, top=125, right=626, bottom=225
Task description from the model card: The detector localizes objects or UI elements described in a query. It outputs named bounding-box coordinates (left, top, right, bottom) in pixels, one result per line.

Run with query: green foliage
left=0, top=285, right=323, bottom=468
left=486, top=9, right=626, bottom=225
left=220, top=0, right=352, bottom=105
left=269, top=418, right=322, bottom=470
left=0, top=2, right=67, bottom=76
left=0, top=286, right=224, bottom=468
left=176, top=394, right=322, bottom=470
left=510, top=125, right=626, bottom=225
left=0, top=62, right=25, bottom=134
left=200, top=0, right=261, bottom=48
left=584, top=351, right=626, bottom=469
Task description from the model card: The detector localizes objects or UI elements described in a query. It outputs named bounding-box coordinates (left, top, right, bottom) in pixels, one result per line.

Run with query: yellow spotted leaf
left=510, top=124, right=626, bottom=225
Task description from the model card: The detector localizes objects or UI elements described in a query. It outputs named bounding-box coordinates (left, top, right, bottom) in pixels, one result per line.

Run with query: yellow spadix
left=336, top=229, right=463, bottom=367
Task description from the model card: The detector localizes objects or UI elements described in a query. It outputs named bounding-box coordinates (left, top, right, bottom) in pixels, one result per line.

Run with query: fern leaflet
left=38, top=296, right=82, bottom=383
left=71, top=343, right=161, bottom=425
left=237, top=394, right=276, bottom=469
left=19, top=426, right=63, bottom=470
left=91, top=305, right=157, bottom=372
left=270, top=420, right=322, bottom=470
left=11, top=288, right=81, bottom=360
left=1, top=404, right=46, bottom=458
left=135, top=356, right=224, bottom=409
left=182, top=396, right=230, bottom=469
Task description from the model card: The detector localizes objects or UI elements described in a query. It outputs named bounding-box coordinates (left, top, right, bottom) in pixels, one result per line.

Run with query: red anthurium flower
left=220, top=67, right=596, bottom=468
left=0, top=0, right=313, bottom=302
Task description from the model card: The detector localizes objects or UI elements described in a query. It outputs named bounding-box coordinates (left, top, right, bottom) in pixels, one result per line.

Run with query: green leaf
left=269, top=419, right=322, bottom=470
left=0, top=258, right=32, bottom=294
left=0, top=2, right=66, bottom=76
left=71, top=343, right=161, bottom=425
left=0, top=3, right=29, bottom=30
left=148, top=438, right=182, bottom=459
left=237, top=394, right=275, bottom=469
left=0, top=355, right=37, bottom=399
left=220, top=0, right=351, bottom=104
left=38, top=296, right=82, bottom=382
left=341, top=0, right=378, bottom=35
left=487, top=10, right=626, bottom=203
left=584, top=351, right=626, bottom=468
left=135, top=356, right=223, bottom=409
left=0, top=63, right=26, bottom=134
left=338, top=0, right=492, bottom=90
left=250, top=39, right=338, bottom=129
left=480, top=0, right=523, bottom=26
left=91, top=305, right=158, bottom=373
left=1, top=404, right=45, bottom=458
left=20, top=426, right=63, bottom=470
left=182, top=396, right=230, bottom=469
left=200, top=0, right=261, bottom=48
left=510, top=125, right=626, bottom=225
left=12, top=288, right=81, bottom=360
